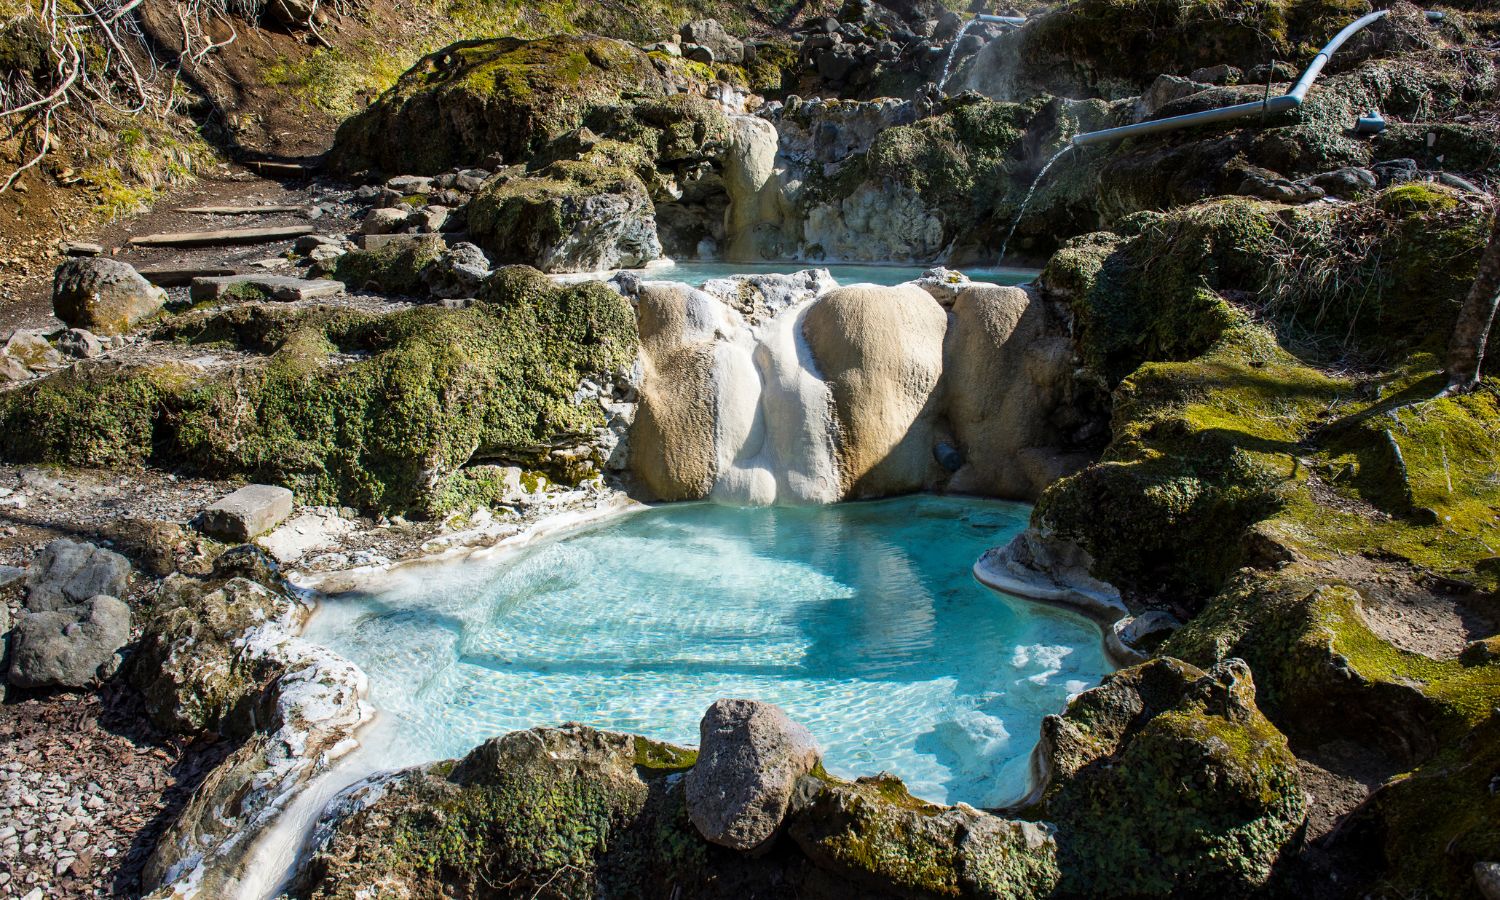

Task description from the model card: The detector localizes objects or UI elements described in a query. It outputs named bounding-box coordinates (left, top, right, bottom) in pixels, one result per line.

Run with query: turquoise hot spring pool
left=304, top=497, right=1112, bottom=808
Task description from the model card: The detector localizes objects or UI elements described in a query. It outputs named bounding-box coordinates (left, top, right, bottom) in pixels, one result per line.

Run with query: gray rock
left=681, top=19, right=743, bottom=64
left=423, top=242, right=491, bottom=300
left=51, top=258, right=166, bottom=336
left=1134, top=74, right=1212, bottom=122
left=361, top=207, right=410, bottom=235
left=25, top=539, right=131, bottom=613
left=1189, top=63, right=1242, bottom=85
left=0, top=355, right=30, bottom=382
left=386, top=175, right=434, bottom=194
left=294, top=233, right=344, bottom=254
left=201, top=484, right=295, bottom=542
left=683, top=43, right=715, bottom=63
left=816, top=45, right=858, bottom=82
left=7, top=596, right=131, bottom=689
left=1308, top=166, right=1378, bottom=199
left=685, top=698, right=821, bottom=850
left=56, top=328, right=104, bottom=359
left=3, top=330, right=61, bottom=371
left=1476, top=862, right=1500, bottom=900
left=59, top=241, right=104, bottom=257
left=1373, top=158, right=1419, bottom=186
left=454, top=171, right=489, bottom=192
left=1238, top=170, right=1324, bottom=203
left=408, top=205, right=450, bottom=233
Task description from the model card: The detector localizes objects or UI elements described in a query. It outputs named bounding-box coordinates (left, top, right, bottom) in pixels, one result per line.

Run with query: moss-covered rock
left=329, top=34, right=704, bottom=176
left=0, top=273, right=637, bottom=517
left=128, top=548, right=297, bottom=734
left=1012, top=0, right=1401, bottom=100
left=466, top=161, right=662, bottom=272
left=331, top=234, right=446, bottom=295
left=1038, top=657, right=1306, bottom=898
left=1351, top=712, right=1500, bottom=899
left=294, top=723, right=1063, bottom=900
left=788, top=775, right=1060, bottom=899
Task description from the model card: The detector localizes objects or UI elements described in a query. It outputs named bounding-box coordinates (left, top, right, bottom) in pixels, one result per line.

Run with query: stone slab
left=190, top=275, right=346, bottom=302
left=201, top=485, right=295, bottom=542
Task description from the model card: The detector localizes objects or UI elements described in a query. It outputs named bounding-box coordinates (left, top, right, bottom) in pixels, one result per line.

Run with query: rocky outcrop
left=631, top=280, right=1087, bottom=504
left=467, top=162, right=662, bottom=272
left=1039, top=658, right=1305, bottom=897
left=52, top=258, right=166, bottom=336
left=1, top=271, right=638, bottom=518
left=133, top=548, right=367, bottom=896
left=686, top=699, right=820, bottom=850
left=789, top=775, right=1060, bottom=899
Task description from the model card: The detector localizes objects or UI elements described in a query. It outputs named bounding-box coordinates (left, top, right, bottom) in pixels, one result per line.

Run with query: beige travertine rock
left=943, top=284, right=1077, bottom=500
left=802, top=284, right=947, bottom=498
left=630, top=283, right=722, bottom=501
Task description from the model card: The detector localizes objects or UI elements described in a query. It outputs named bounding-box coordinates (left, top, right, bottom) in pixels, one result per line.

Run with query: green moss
left=1364, top=714, right=1500, bottom=898
left=331, top=235, right=445, bottom=295
left=788, top=777, right=1059, bottom=899
left=1041, top=659, right=1305, bottom=898
left=0, top=274, right=637, bottom=517
left=1019, top=0, right=1374, bottom=94
left=330, top=34, right=695, bottom=176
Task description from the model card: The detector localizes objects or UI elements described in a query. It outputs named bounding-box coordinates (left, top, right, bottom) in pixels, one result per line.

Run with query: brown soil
left=1318, top=554, right=1500, bottom=659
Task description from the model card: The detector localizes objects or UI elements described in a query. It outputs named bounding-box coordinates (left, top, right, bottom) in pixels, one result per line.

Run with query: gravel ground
left=0, top=686, right=230, bottom=899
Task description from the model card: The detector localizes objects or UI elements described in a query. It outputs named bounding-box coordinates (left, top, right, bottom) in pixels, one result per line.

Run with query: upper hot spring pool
left=304, top=497, right=1112, bottom=808
left=564, top=261, right=1039, bottom=289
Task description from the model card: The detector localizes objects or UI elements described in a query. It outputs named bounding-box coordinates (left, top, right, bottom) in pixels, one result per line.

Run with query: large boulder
left=199, top=484, right=295, bottom=543
left=24, top=538, right=131, bottom=612
left=802, top=284, right=948, bottom=497
left=1040, top=657, right=1306, bottom=898
left=329, top=35, right=686, bottom=176
left=681, top=19, right=744, bottom=64
left=7, top=595, right=131, bottom=689
left=466, top=161, right=662, bottom=272
left=52, top=258, right=166, bottom=336
left=685, top=698, right=821, bottom=850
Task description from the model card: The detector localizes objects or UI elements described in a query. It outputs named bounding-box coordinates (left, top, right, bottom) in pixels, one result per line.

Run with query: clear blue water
left=644, top=261, right=1038, bottom=288
left=304, top=497, right=1111, bottom=807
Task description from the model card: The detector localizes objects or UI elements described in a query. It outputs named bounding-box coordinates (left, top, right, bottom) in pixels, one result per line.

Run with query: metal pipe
left=1071, top=8, right=1406, bottom=148
left=974, top=14, right=1026, bottom=25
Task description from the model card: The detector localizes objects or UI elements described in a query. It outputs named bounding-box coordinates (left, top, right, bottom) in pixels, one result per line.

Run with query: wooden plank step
left=178, top=205, right=311, bottom=215
left=128, top=225, right=316, bottom=248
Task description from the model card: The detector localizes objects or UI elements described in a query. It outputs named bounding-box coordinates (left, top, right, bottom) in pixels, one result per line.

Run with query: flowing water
left=937, top=19, right=979, bottom=94
left=997, top=145, right=1073, bottom=262
left=304, top=497, right=1112, bottom=809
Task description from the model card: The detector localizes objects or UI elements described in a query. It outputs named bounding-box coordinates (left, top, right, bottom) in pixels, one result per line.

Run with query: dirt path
left=2, top=162, right=361, bottom=335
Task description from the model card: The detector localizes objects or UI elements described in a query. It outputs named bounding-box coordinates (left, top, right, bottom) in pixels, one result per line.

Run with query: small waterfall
left=996, top=145, right=1073, bottom=262
left=936, top=18, right=978, bottom=94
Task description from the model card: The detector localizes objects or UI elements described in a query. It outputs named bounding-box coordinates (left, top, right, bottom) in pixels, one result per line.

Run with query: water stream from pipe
left=936, top=18, right=978, bottom=94
left=996, top=145, right=1072, bottom=262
